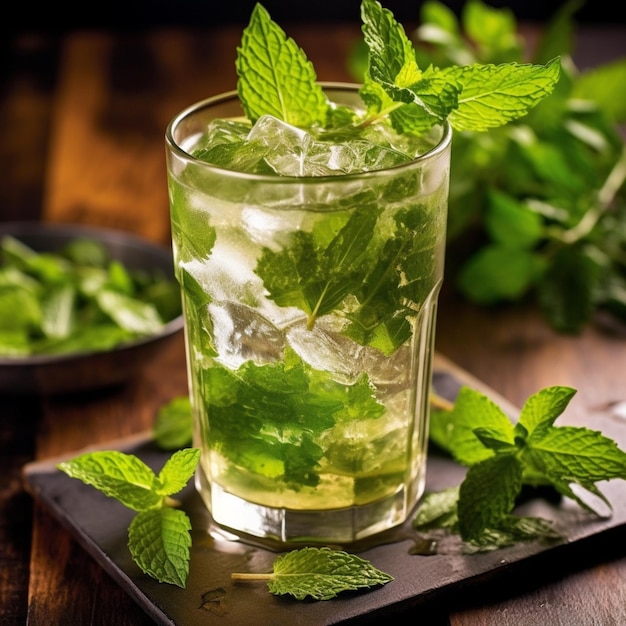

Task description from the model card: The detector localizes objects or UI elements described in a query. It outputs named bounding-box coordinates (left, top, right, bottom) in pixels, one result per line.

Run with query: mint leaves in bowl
left=0, top=222, right=183, bottom=394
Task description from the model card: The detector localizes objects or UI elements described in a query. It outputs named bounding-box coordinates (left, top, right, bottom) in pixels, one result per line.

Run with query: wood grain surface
left=1, top=18, right=625, bottom=626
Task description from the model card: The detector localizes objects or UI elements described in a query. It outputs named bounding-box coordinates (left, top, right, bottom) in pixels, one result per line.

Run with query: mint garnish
left=235, top=0, right=560, bottom=140
left=57, top=448, right=200, bottom=587
left=236, top=3, right=329, bottom=128
left=359, top=0, right=560, bottom=134
left=441, top=59, right=561, bottom=131
left=427, top=385, right=626, bottom=544
left=232, top=547, right=393, bottom=600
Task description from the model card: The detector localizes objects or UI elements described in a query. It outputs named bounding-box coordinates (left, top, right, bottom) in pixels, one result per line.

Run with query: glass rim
left=165, top=81, right=452, bottom=183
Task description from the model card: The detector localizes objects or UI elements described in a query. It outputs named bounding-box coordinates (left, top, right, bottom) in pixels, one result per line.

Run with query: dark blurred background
left=5, top=0, right=626, bottom=32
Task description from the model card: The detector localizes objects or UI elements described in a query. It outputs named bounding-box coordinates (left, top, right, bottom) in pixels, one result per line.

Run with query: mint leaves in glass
left=165, top=0, right=559, bottom=543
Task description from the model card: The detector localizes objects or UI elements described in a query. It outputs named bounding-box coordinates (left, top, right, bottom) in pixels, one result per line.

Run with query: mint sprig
left=232, top=547, right=393, bottom=600
left=359, top=0, right=560, bottom=134
left=57, top=448, right=200, bottom=587
left=428, top=385, right=626, bottom=543
left=236, top=0, right=559, bottom=138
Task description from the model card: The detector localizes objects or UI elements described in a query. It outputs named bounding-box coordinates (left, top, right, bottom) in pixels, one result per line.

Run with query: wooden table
left=1, top=18, right=625, bottom=626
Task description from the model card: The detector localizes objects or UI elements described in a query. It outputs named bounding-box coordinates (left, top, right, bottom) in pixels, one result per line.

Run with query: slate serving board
left=22, top=354, right=626, bottom=625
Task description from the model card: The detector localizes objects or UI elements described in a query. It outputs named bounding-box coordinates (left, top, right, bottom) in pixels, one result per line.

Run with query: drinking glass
left=165, top=84, right=452, bottom=544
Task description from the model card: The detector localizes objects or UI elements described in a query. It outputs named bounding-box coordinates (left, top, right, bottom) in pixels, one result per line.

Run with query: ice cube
left=210, top=301, right=285, bottom=368
left=286, top=316, right=411, bottom=389
left=247, top=115, right=313, bottom=176
left=248, top=115, right=411, bottom=176
left=192, top=119, right=251, bottom=168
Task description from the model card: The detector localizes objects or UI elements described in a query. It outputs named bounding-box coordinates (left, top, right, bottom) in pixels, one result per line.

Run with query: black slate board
left=22, top=354, right=626, bottom=625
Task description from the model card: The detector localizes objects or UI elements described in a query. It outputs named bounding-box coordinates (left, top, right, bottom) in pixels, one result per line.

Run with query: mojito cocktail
left=166, top=84, right=451, bottom=543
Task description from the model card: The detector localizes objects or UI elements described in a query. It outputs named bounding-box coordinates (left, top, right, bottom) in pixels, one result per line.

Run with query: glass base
left=195, top=464, right=426, bottom=546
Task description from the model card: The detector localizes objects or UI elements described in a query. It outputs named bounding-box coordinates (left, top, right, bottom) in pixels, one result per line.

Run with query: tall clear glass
left=165, top=84, right=451, bottom=545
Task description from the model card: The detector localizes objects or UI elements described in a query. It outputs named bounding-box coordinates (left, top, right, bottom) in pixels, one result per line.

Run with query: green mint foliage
left=256, top=203, right=425, bottom=352
left=458, top=452, right=523, bottom=540
left=359, top=0, right=559, bottom=135
left=406, top=0, right=626, bottom=333
left=429, top=386, right=515, bottom=466
left=360, top=0, right=461, bottom=135
left=427, top=385, right=626, bottom=542
left=153, top=395, right=193, bottom=450
left=58, top=451, right=166, bottom=511
left=441, top=59, right=561, bottom=131
left=413, top=487, right=561, bottom=552
left=200, top=348, right=383, bottom=487
left=129, top=507, right=192, bottom=587
left=236, top=1, right=559, bottom=138
left=0, top=235, right=181, bottom=357
left=233, top=1, right=561, bottom=346
left=58, top=448, right=200, bottom=587
left=233, top=547, right=393, bottom=600
left=236, top=3, right=329, bottom=128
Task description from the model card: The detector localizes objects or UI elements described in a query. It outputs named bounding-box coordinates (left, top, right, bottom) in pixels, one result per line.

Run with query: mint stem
left=357, top=102, right=404, bottom=128
left=231, top=572, right=274, bottom=581
left=559, top=146, right=626, bottom=245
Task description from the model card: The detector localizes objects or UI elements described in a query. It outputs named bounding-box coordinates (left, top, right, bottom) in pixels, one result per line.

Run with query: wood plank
left=42, top=32, right=168, bottom=243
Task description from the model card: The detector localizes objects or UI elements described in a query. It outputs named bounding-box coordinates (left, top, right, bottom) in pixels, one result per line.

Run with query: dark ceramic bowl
left=0, top=222, right=184, bottom=395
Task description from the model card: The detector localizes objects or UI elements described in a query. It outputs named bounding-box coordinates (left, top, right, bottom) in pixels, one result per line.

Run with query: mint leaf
left=536, top=245, right=599, bottom=334
left=572, top=58, right=626, bottom=123
left=155, top=448, right=200, bottom=496
left=57, top=451, right=163, bottom=511
left=58, top=448, right=200, bottom=588
left=236, top=3, right=328, bottom=127
left=232, top=547, right=393, bottom=600
left=40, top=283, right=75, bottom=339
left=462, top=515, right=560, bottom=552
left=522, top=426, right=626, bottom=511
left=129, top=507, right=192, bottom=587
left=361, top=0, right=421, bottom=88
left=484, top=189, right=544, bottom=249
left=441, top=57, right=561, bottom=131
left=462, top=0, right=522, bottom=63
left=458, top=453, right=523, bottom=541
left=153, top=396, right=193, bottom=450
left=96, top=289, right=164, bottom=335
left=429, top=385, right=515, bottom=466
left=412, top=486, right=459, bottom=530
left=457, top=244, right=546, bottom=305
left=516, top=385, right=577, bottom=436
